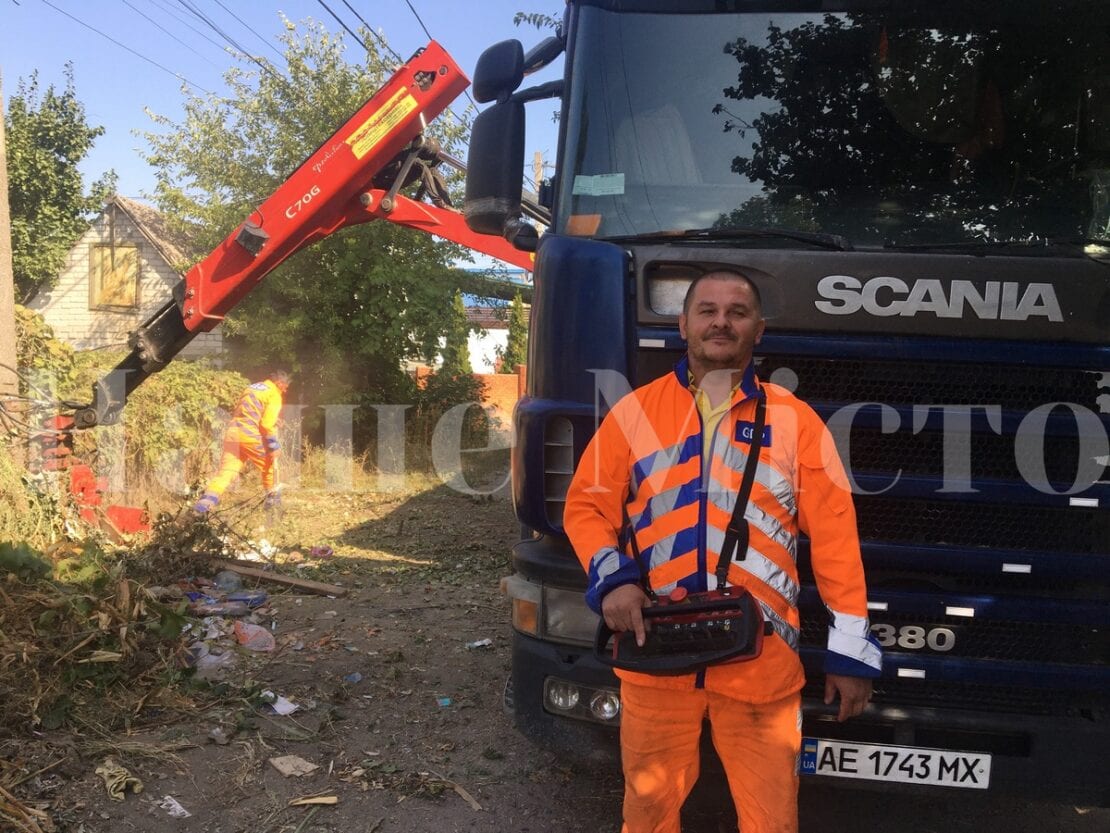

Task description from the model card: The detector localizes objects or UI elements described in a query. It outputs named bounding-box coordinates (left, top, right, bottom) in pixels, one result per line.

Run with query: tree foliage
left=141, top=19, right=475, bottom=408
left=498, top=291, right=528, bottom=372
left=5, top=65, right=116, bottom=302
left=715, top=12, right=1108, bottom=243
left=440, top=290, right=472, bottom=377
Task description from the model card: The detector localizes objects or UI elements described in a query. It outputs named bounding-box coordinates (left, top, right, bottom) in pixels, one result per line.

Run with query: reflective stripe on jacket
left=564, top=356, right=881, bottom=703
left=228, top=380, right=283, bottom=449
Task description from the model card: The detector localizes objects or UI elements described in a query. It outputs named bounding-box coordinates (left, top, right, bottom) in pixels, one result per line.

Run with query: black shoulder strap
left=716, top=388, right=767, bottom=588
left=621, top=503, right=657, bottom=601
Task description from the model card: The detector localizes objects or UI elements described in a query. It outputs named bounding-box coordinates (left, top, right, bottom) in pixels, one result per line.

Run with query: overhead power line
left=175, top=0, right=290, bottom=88
left=39, top=0, right=213, bottom=93
left=120, top=0, right=222, bottom=67
left=143, top=0, right=231, bottom=54
left=400, top=0, right=476, bottom=110
left=314, top=0, right=372, bottom=56
left=211, top=0, right=285, bottom=62
left=340, top=0, right=403, bottom=64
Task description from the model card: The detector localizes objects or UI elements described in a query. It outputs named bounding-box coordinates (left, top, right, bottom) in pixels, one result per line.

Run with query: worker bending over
left=194, top=371, right=290, bottom=515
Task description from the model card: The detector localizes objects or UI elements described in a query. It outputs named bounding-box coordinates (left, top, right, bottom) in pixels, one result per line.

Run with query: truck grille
left=800, top=613, right=1109, bottom=666
left=802, top=676, right=1108, bottom=717
left=853, top=496, right=1107, bottom=555
left=842, top=425, right=1100, bottom=486
left=757, top=355, right=1103, bottom=411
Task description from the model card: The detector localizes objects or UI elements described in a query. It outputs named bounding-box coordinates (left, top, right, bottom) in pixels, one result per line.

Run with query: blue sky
left=1, top=0, right=563, bottom=200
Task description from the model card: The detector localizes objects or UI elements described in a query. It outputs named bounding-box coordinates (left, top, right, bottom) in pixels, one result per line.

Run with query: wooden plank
left=210, top=559, right=348, bottom=597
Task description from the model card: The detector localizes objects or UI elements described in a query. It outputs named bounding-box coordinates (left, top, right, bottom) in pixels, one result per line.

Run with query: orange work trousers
left=204, top=432, right=277, bottom=498
left=619, top=681, right=801, bottom=833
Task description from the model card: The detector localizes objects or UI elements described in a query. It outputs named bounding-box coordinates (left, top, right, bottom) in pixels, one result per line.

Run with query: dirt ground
left=3, top=479, right=1108, bottom=833
left=2, top=479, right=628, bottom=833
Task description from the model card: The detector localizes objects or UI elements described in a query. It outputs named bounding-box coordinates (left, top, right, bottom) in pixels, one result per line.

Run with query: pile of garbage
left=162, top=569, right=277, bottom=674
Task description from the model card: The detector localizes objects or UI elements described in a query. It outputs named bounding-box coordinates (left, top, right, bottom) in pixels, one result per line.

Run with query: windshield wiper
left=883, top=236, right=1110, bottom=256
left=604, top=225, right=853, bottom=251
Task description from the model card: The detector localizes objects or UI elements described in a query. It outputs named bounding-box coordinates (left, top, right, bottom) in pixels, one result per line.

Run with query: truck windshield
left=556, top=3, right=1110, bottom=247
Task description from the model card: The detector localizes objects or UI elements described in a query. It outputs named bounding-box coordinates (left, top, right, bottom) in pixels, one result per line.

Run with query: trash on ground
left=194, top=649, right=237, bottom=676
left=261, top=690, right=300, bottom=715
left=344, top=672, right=363, bottom=684
left=227, top=589, right=268, bottom=608
left=465, top=638, right=494, bottom=650
left=310, top=545, right=334, bottom=559
left=269, top=755, right=319, bottom=777
left=208, top=727, right=232, bottom=745
left=436, top=696, right=452, bottom=708
left=94, top=758, right=143, bottom=800
left=189, top=600, right=250, bottom=617
left=157, top=795, right=192, bottom=818
left=289, top=795, right=339, bottom=806
left=234, top=620, right=276, bottom=652
left=213, top=570, right=243, bottom=591
left=211, top=558, right=349, bottom=597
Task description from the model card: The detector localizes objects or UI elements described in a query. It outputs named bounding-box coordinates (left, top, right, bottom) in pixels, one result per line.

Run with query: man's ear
left=755, top=318, right=766, bottom=344
left=678, top=313, right=688, bottom=340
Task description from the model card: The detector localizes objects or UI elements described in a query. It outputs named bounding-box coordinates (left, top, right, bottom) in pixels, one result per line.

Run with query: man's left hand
left=824, top=674, right=872, bottom=722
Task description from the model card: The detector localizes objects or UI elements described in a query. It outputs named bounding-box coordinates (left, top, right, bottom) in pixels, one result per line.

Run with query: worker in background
left=194, top=371, right=290, bottom=516
left=563, top=271, right=881, bottom=833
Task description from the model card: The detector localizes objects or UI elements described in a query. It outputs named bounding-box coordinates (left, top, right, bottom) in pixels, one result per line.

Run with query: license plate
left=800, top=737, right=991, bottom=789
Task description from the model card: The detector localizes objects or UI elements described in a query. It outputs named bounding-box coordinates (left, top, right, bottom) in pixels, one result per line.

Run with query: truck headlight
left=544, top=676, right=621, bottom=724
left=503, top=574, right=597, bottom=645
left=542, top=586, right=598, bottom=644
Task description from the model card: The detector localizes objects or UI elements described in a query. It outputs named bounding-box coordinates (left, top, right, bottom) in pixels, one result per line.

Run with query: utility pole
left=0, top=70, right=19, bottom=403
left=532, top=151, right=545, bottom=193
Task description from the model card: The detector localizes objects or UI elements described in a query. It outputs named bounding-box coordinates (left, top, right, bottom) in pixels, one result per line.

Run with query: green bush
left=67, top=352, right=247, bottom=497
left=14, top=304, right=78, bottom=396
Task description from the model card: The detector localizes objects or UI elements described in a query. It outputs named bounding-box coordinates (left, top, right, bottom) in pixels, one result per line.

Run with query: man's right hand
left=601, top=584, right=651, bottom=647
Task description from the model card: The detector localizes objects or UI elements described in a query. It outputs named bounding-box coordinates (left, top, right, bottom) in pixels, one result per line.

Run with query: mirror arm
left=511, top=80, right=564, bottom=104
left=523, top=36, right=565, bottom=76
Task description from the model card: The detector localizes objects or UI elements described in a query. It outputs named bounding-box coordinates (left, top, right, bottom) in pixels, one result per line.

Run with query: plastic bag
left=234, top=620, right=276, bottom=652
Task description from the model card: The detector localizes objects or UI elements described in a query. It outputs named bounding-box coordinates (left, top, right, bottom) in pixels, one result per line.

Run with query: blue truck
left=464, top=0, right=1109, bottom=806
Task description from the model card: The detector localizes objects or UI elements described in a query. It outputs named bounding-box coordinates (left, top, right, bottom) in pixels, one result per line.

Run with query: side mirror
left=465, top=100, right=526, bottom=238
left=473, top=40, right=524, bottom=104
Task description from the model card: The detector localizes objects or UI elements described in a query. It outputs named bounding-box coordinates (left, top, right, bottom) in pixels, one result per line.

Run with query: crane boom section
left=184, top=41, right=467, bottom=331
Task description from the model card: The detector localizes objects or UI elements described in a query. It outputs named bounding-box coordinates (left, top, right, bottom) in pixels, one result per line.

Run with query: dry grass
left=0, top=444, right=63, bottom=550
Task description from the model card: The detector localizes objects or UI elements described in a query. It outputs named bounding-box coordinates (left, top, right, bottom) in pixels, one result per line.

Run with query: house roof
left=465, top=305, right=530, bottom=330
left=111, top=195, right=197, bottom=272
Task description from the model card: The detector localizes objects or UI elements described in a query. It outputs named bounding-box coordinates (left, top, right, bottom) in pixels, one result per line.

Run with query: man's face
left=679, top=276, right=765, bottom=373
left=275, top=379, right=290, bottom=394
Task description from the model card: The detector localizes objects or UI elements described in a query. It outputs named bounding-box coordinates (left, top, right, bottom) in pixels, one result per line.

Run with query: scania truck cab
left=465, top=0, right=1109, bottom=804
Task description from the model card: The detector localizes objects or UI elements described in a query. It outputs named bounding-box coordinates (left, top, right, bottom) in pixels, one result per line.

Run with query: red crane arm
left=184, top=40, right=468, bottom=332
left=74, top=41, right=532, bottom=428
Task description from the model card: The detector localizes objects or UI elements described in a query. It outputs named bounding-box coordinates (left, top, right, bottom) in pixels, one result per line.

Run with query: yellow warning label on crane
left=346, top=87, right=419, bottom=160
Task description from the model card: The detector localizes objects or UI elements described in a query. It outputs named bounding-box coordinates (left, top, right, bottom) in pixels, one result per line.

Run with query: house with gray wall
left=28, top=195, right=221, bottom=358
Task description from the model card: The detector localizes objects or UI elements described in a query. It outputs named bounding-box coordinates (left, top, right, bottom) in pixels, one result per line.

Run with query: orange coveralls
left=564, top=358, right=881, bottom=833
left=194, top=379, right=284, bottom=513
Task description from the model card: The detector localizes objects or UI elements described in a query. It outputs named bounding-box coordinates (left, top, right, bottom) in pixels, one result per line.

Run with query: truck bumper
left=802, top=699, right=1110, bottom=807
left=508, top=631, right=621, bottom=767
left=509, top=630, right=1109, bottom=806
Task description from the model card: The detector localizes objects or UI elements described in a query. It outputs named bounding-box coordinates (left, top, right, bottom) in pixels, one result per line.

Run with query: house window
left=89, top=244, right=139, bottom=309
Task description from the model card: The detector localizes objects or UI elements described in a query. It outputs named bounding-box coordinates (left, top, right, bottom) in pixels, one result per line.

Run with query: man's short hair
left=682, top=269, right=763, bottom=316
left=270, top=370, right=292, bottom=386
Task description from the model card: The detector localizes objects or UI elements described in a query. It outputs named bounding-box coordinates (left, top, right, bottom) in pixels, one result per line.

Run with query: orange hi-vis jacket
left=228, top=380, right=284, bottom=453
left=564, top=357, right=882, bottom=703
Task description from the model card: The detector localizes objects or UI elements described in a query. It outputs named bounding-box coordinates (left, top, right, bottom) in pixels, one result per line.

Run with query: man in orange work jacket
left=194, top=371, right=290, bottom=515
left=564, top=271, right=881, bottom=833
